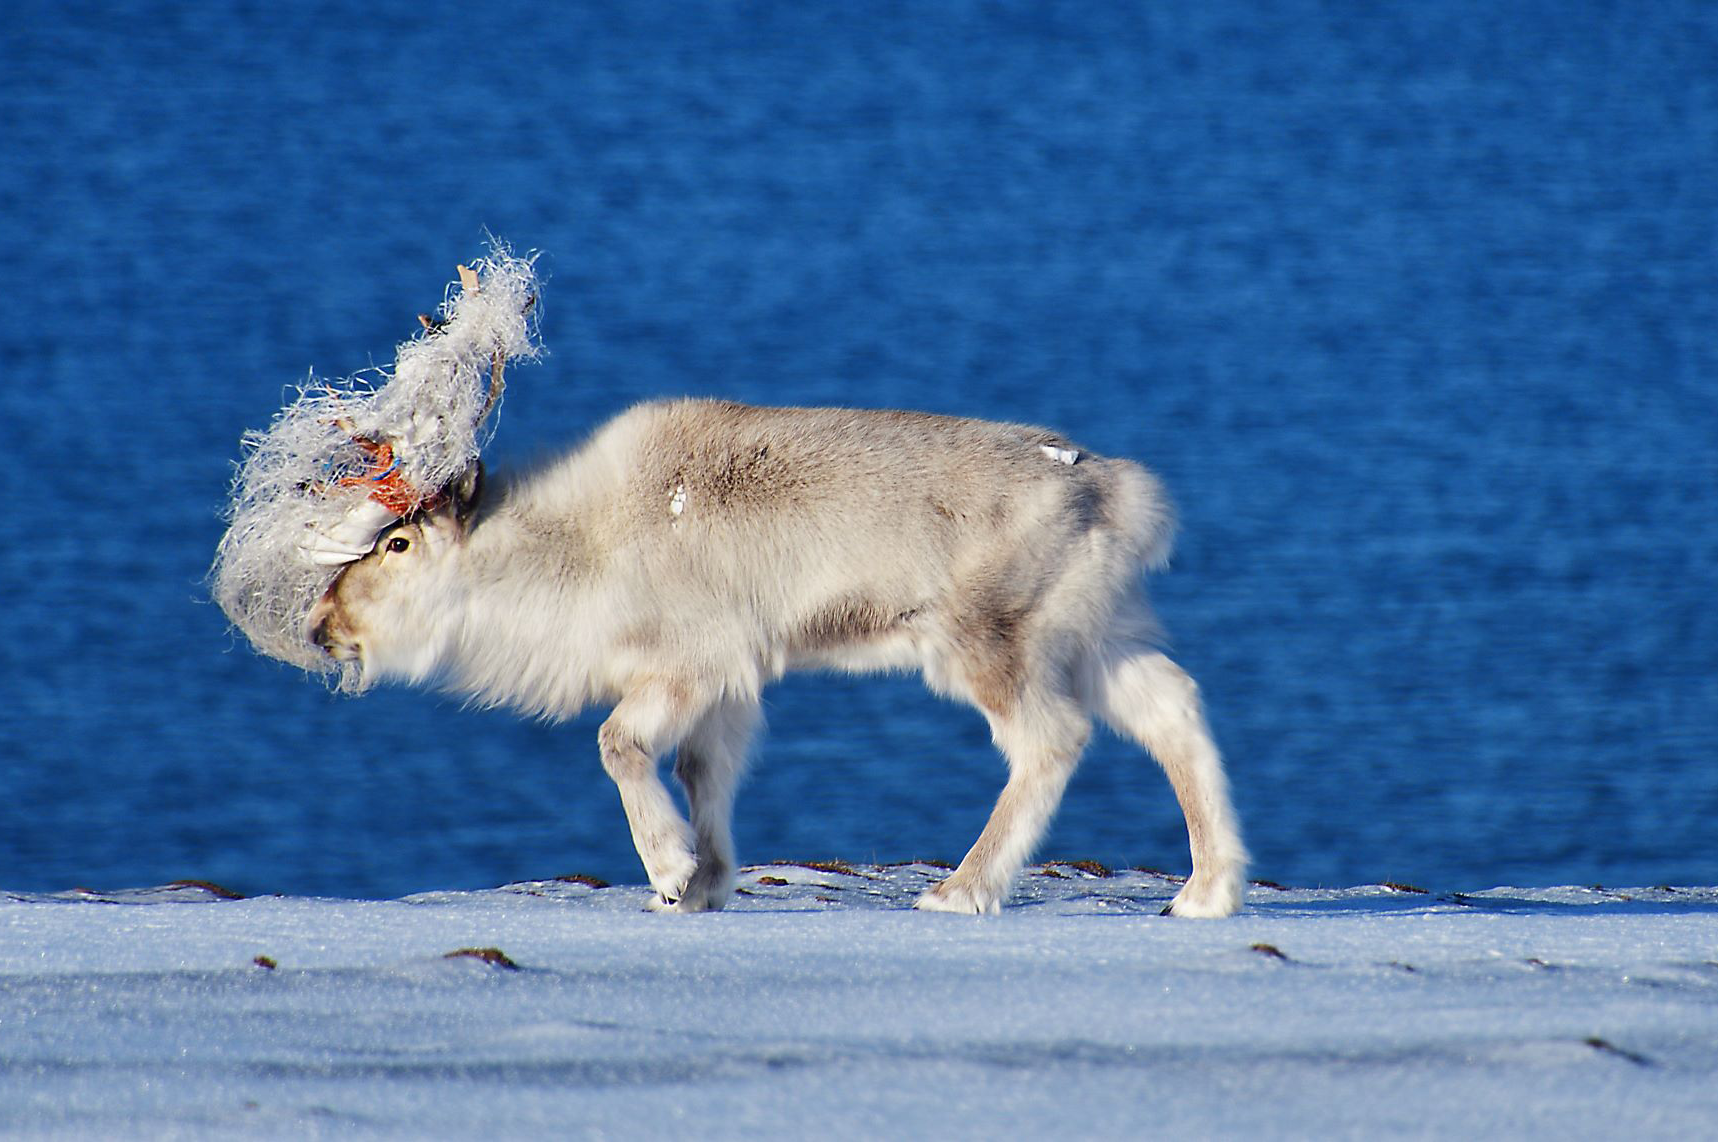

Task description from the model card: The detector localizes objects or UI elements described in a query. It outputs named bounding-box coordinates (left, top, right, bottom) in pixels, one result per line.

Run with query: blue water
left=3, top=1, right=1714, bottom=899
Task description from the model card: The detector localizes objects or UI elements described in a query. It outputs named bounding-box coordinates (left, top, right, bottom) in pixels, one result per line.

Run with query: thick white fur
left=308, top=400, right=1247, bottom=916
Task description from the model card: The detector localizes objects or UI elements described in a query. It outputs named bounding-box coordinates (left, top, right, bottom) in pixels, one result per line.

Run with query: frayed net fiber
left=213, top=247, right=541, bottom=674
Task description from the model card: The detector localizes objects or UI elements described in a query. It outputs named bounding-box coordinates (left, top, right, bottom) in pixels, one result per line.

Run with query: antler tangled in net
left=212, top=244, right=541, bottom=673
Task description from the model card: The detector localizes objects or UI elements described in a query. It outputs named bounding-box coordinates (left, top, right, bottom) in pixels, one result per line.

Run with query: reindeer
left=306, top=398, right=1247, bottom=916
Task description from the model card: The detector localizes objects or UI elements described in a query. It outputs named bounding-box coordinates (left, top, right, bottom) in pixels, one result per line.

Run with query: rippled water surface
left=3, top=2, right=1715, bottom=897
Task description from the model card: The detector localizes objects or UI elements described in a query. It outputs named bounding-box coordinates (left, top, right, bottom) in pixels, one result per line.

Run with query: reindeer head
left=213, top=248, right=539, bottom=678
left=307, top=463, right=483, bottom=691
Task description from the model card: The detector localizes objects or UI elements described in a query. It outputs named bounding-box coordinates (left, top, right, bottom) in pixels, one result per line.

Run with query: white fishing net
left=212, top=246, right=541, bottom=675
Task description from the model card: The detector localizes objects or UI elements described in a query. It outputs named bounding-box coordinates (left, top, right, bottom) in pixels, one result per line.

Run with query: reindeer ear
left=451, top=461, right=484, bottom=527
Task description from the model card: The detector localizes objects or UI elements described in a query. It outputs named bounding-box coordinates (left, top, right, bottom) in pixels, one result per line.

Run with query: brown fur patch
left=655, top=414, right=811, bottom=515
left=957, top=599, right=1027, bottom=716
left=706, top=444, right=791, bottom=506
left=1064, top=474, right=1108, bottom=530
left=968, top=667, right=1020, bottom=718
left=789, top=596, right=915, bottom=654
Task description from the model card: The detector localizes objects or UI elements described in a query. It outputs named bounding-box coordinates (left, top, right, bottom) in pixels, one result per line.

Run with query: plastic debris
left=211, top=244, right=541, bottom=674
left=1040, top=444, right=1080, bottom=465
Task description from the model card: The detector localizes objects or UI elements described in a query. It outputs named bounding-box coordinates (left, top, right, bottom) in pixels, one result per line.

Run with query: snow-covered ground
left=2, top=865, right=1715, bottom=1139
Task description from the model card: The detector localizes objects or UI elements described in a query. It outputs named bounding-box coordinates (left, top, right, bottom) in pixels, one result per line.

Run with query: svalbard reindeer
left=307, top=399, right=1247, bottom=916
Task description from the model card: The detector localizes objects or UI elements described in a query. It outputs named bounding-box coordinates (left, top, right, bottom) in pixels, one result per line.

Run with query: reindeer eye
left=386, top=536, right=411, bottom=554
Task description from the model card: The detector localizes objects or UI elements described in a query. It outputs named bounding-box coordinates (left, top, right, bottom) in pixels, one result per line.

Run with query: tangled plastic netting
left=212, top=246, right=541, bottom=674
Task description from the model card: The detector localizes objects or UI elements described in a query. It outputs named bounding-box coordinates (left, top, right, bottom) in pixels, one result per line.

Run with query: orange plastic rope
left=339, top=437, right=446, bottom=515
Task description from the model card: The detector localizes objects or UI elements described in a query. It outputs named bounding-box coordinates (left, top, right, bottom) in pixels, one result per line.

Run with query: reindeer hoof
left=646, top=893, right=690, bottom=913
left=647, top=888, right=722, bottom=914
left=1163, top=873, right=1244, bottom=918
left=915, top=879, right=1001, bottom=915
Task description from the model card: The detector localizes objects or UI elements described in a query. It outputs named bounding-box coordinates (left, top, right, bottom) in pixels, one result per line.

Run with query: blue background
left=3, top=2, right=1714, bottom=898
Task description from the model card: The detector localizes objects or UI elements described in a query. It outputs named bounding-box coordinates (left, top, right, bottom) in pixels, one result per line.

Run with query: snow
left=3, top=867, right=1715, bottom=1139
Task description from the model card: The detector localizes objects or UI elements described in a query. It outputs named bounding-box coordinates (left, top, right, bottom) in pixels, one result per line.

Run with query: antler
left=477, top=288, right=534, bottom=428
left=298, top=259, right=531, bottom=567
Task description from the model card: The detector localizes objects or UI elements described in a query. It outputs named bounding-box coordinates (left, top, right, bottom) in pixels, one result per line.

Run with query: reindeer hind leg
left=1097, top=644, right=1247, bottom=917
left=917, top=659, right=1092, bottom=915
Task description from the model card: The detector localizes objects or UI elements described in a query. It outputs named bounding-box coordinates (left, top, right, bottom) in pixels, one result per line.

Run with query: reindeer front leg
left=672, top=698, right=762, bottom=911
left=597, top=681, right=707, bottom=909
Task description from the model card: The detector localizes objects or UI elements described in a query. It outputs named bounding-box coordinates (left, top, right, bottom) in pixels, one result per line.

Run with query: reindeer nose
left=307, top=601, right=337, bottom=651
